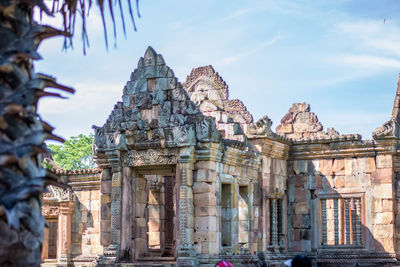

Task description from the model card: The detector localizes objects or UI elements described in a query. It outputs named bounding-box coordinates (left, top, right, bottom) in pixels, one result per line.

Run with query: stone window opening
left=268, top=198, right=284, bottom=248
left=238, top=185, right=250, bottom=251
left=221, top=183, right=233, bottom=249
left=321, top=197, right=363, bottom=246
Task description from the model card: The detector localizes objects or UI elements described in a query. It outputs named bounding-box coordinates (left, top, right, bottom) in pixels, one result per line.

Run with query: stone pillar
left=98, top=150, right=123, bottom=264
left=57, top=201, right=74, bottom=265
left=176, top=153, right=197, bottom=266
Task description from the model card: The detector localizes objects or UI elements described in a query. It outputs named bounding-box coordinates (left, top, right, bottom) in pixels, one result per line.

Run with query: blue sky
left=36, top=0, right=400, bottom=140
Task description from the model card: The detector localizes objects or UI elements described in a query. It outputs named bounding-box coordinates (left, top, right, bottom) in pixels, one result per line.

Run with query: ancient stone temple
left=42, top=47, right=400, bottom=266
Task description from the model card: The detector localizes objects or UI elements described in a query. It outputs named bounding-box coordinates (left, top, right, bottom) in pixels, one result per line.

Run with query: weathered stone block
left=294, top=202, right=309, bottom=214
left=319, top=159, right=333, bottom=175
left=100, top=232, right=110, bottom=246
left=294, top=188, right=307, bottom=202
left=322, top=175, right=334, bottom=190
left=201, top=241, right=219, bottom=255
left=148, top=206, right=160, bottom=219
left=137, top=190, right=147, bottom=204
left=372, top=168, right=393, bottom=183
left=357, top=157, right=376, bottom=173
left=262, top=157, right=272, bottom=174
left=195, top=169, right=217, bottom=182
left=276, top=123, right=293, bottom=133
left=195, top=216, right=217, bottom=231
left=194, top=231, right=217, bottom=243
left=293, top=160, right=307, bottom=175
left=101, top=220, right=111, bottom=233
left=193, top=182, right=215, bottom=194
left=194, top=192, right=217, bottom=206
left=345, top=158, right=357, bottom=176
left=101, top=180, right=112, bottom=194
left=332, top=159, right=345, bottom=175
left=195, top=161, right=217, bottom=170
left=148, top=232, right=160, bottom=246
left=136, top=203, right=146, bottom=218
left=373, top=184, right=393, bottom=198
left=376, top=155, right=392, bottom=169
left=195, top=206, right=217, bottom=216
left=382, top=199, right=393, bottom=212
left=101, top=203, right=111, bottom=220
left=101, top=169, right=112, bottom=181
left=273, top=159, right=287, bottom=176
left=374, top=212, right=393, bottom=224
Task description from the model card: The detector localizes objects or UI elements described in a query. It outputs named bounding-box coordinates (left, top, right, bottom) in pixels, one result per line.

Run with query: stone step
left=119, top=262, right=176, bottom=267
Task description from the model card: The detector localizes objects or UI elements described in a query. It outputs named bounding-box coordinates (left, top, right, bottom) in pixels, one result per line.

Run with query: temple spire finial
left=391, top=73, right=400, bottom=120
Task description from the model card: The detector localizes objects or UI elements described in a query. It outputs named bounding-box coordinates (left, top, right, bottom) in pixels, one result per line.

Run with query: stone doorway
left=129, top=167, right=177, bottom=262
left=145, top=174, right=175, bottom=257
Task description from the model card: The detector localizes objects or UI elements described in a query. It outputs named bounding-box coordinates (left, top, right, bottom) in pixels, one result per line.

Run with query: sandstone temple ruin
left=42, top=47, right=400, bottom=266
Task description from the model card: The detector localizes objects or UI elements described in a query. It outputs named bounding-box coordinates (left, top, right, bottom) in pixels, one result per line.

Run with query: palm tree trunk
left=0, top=1, right=72, bottom=265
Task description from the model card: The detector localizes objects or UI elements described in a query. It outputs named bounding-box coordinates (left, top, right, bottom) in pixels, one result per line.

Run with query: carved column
left=96, top=150, right=123, bottom=264
left=345, top=199, right=350, bottom=245
left=107, top=151, right=123, bottom=261
left=57, top=199, right=74, bottom=264
left=176, top=147, right=197, bottom=266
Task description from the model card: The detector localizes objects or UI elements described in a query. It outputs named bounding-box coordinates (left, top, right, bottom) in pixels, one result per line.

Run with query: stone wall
left=42, top=169, right=101, bottom=267
left=42, top=47, right=400, bottom=267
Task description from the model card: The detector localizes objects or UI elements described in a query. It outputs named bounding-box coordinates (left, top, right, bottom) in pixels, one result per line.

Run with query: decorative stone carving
left=45, top=186, right=74, bottom=202
left=183, top=65, right=229, bottom=101
left=124, top=149, right=179, bottom=166
left=373, top=119, right=399, bottom=139
left=373, top=77, right=400, bottom=140
left=247, top=115, right=274, bottom=137
left=42, top=206, right=59, bottom=217
left=276, top=102, right=354, bottom=141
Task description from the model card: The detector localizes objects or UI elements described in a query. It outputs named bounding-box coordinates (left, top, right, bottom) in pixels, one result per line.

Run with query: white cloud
left=217, top=35, right=283, bottom=67
left=329, top=54, right=400, bottom=69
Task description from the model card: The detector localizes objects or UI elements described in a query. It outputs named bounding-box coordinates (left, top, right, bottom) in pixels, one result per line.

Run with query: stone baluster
left=351, top=198, right=356, bottom=244
left=345, top=199, right=350, bottom=245
left=334, top=198, right=339, bottom=245
left=277, top=199, right=282, bottom=246
left=355, top=198, right=362, bottom=245
left=321, top=199, right=327, bottom=245
left=271, top=199, right=278, bottom=246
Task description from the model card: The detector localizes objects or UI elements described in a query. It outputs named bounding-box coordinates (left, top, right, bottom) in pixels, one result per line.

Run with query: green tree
left=48, top=134, right=95, bottom=170
left=0, top=0, right=139, bottom=265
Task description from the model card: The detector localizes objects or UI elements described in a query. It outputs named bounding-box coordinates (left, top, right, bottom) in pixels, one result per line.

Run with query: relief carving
left=42, top=206, right=59, bottom=217
left=247, top=115, right=274, bottom=137
left=46, top=186, right=74, bottom=202
left=124, top=149, right=178, bottom=166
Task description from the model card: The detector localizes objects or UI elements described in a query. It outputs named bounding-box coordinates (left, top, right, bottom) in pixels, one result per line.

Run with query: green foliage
left=48, top=134, right=95, bottom=170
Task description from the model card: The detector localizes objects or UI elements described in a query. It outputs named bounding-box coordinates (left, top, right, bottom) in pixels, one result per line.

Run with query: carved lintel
left=123, top=148, right=179, bottom=166
left=45, top=186, right=74, bottom=202
left=42, top=205, right=59, bottom=218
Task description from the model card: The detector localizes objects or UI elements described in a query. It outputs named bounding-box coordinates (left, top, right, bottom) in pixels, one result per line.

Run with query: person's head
left=215, top=260, right=233, bottom=267
left=284, top=254, right=312, bottom=267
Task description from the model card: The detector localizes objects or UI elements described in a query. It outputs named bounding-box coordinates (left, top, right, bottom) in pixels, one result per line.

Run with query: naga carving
left=247, top=115, right=274, bottom=137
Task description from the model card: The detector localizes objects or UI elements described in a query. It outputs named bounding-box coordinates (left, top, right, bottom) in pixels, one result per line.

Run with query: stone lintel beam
left=290, top=139, right=398, bottom=160
left=249, top=138, right=290, bottom=160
